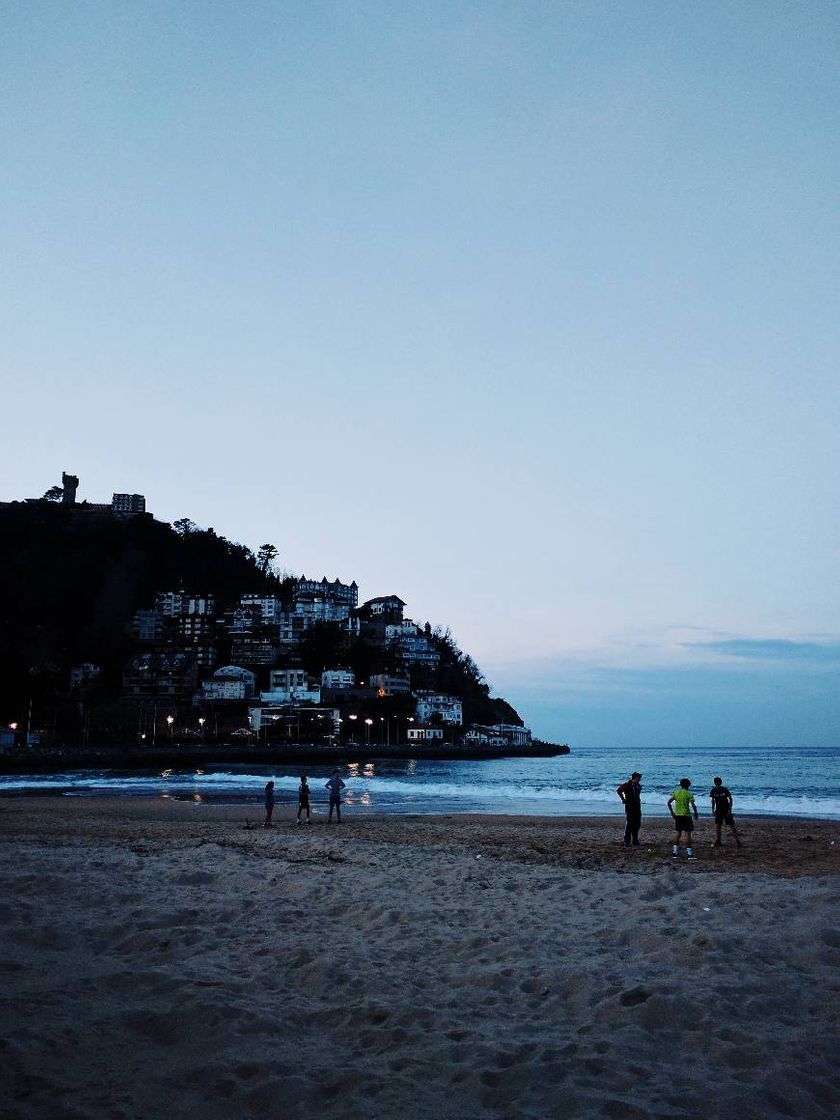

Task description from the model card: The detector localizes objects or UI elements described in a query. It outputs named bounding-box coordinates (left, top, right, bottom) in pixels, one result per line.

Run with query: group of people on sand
left=262, top=770, right=346, bottom=828
left=262, top=767, right=743, bottom=855
left=616, top=772, right=742, bottom=857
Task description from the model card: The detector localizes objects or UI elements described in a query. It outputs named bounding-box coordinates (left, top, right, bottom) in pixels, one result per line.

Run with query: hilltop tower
left=61, top=472, right=79, bottom=505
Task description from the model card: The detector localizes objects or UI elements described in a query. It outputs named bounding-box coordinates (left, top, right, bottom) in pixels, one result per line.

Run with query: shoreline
left=0, top=792, right=837, bottom=828
left=2, top=785, right=839, bottom=824
left=1, top=787, right=838, bottom=823
left=0, top=741, right=568, bottom=774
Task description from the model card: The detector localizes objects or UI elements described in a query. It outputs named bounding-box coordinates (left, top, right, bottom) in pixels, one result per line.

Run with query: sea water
left=0, top=742, right=837, bottom=819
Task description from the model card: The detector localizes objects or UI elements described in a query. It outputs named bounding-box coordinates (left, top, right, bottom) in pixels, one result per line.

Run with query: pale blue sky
left=1, top=2, right=838, bottom=746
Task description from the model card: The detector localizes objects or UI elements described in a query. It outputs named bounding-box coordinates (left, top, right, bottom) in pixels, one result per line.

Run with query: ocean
left=0, top=742, right=837, bottom=819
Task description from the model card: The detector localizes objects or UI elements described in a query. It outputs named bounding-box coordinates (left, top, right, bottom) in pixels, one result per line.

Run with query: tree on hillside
left=257, top=543, right=279, bottom=574
left=173, top=518, right=198, bottom=535
left=42, top=486, right=63, bottom=502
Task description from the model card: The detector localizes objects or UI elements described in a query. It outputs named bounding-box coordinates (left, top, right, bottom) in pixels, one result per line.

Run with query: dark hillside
left=0, top=503, right=280, bottom=717
left=0, top=501, right=525, bottom=745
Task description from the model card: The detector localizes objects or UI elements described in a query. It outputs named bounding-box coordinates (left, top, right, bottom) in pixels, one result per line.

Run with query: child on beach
left=297, top=774, right=311, bottom=824
left=667, top=778, right=699, bottom=859
left=325, top=769, right=346, bottom=823
left=709, top=776, right=742, bottom=848
left=264, top=780, right=276, bottom=829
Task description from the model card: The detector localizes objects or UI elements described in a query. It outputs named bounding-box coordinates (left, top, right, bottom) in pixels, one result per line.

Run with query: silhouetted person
left=297, top=774, right=311, bottom=824
left=667, top=778, right=699, bottom=859
left=325, top=769, right=346, bottom=823
left=264, top=780, right=276, bottom=828
left=616, top=771, right=643, bottom=846
left=709, top=776, right=742, bottom=848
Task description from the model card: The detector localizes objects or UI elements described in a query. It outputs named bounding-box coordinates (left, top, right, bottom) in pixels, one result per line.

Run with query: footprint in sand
left=619, top=987, right=651, bottom=1007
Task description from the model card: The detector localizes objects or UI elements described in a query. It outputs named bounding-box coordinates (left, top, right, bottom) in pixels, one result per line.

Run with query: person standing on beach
left=297, top=774, right=312, bottom=825
left=264, top=780, right=276, bottom=829
left=325, top=769, right=346, bottom=823
left=667, top=778, right=699, bottom=859
left=709, top=776, right=742, bottom=848
left=616, top=771, right=643, bottom=847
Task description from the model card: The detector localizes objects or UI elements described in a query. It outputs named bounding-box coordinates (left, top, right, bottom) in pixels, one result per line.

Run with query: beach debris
left=475, top=855, right=482, bottom=860
left=703, top=907, right=711, bottom=912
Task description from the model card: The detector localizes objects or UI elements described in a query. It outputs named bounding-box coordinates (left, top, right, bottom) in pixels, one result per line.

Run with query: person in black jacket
left=709, top=776, right=742, bottom=848
left=263, top=780, right=276, bottom=829
left=616, top=771, right=643, bottom=847
left=297, top=774, right=312, bottom=825
left=325, top=770, right=346, bottom=823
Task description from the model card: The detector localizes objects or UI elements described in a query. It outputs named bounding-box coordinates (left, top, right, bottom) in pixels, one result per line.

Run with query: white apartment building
left=321, top=669, right=355, bottom=690
left=185, top=595, right=214, bottom=616
left=370, top=673, right=411, bottom=695
left=396, top=633, right=441, bottom=666
left=201, top=665, right=256, bottom=701
left=293, top=598, right=351, bottom=623
left=463, top=724, right=533, bottom=747
left=407, top=725, right=444, bottom=742
left=295, top=576, right=358, bottom=608
left=260, top=668, right=321, bottom=705
left=415, top=692, right=464, bottom=725
left=155, top=591, right=184, bottom=617
left=227, top=606, right=261, bottom=633
left=248, top=704, right=340, bottom=733
left=384, top=620, right=419, bottom=641
left=112, top=493, right=145, bottom=516
left=278, top=608, right=359, bottom=646
left=240, top=594, right=282, bottom=624
left=361, top=595, right=405, bottom=619
left=154, top=591, right=213, bottom=617
left=277, top=611, right=311, bottom=645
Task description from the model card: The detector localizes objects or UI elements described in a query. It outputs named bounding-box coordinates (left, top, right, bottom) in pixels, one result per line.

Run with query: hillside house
left=415, top=692, right=463, bottom=725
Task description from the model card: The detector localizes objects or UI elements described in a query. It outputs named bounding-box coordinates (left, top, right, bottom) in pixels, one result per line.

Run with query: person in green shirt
left=667, top=778, right=699, bottom=860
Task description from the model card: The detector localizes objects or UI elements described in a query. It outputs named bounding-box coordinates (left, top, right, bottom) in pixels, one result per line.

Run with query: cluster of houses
left=76, top=576, right=531, bottom=749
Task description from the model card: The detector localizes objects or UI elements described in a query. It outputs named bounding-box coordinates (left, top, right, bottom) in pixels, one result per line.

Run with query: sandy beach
left=1, top=798, right=837, bottom=1120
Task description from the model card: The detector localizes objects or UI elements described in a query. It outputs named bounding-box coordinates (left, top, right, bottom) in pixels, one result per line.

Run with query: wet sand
left=1, top=798, right=837, bottom=1119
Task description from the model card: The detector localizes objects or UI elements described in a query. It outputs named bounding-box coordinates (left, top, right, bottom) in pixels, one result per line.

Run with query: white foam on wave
left=1, top=769, right=837, bottom=818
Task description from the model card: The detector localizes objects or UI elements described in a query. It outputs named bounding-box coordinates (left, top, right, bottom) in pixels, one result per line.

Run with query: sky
left=1, top=2, right=838, bottom=747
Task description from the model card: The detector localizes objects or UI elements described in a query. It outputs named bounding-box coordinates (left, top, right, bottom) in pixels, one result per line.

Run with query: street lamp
left=379, top=716, right=385, bottom=745
left=348, top=714, right=357, bottom=744
left=198, top=718, right=205, bottom=742
left=166, top=715, right=174, bottom=738
left=364, top=717, right=373, bottom=745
